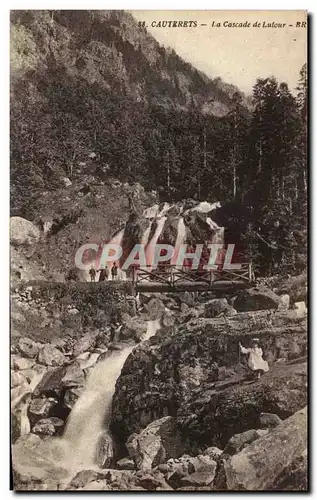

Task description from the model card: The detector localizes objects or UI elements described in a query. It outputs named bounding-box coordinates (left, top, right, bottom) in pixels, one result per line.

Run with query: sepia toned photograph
left=10, top=10, right=308, bottom=491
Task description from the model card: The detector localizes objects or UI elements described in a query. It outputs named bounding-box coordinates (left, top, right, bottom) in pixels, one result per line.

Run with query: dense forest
left=10, top=10, right=307, bottom=276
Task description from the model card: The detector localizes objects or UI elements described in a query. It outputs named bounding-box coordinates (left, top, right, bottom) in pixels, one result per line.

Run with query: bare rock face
left=161, top=454, right=217, bottom=489
left=38, top=345, right=67, bottom=367
left=72, top=332, right=99, bottom=358
left=178, top=362, right=307, bottom=449
left=276, top=272, right=307, bottom=305
left=28, top=397, right=58, bottom=422
left=17, top=337, right=42, bottom=358
left=126, top=417, right=184, bottom=470
left=234, top=287, right=280, bottom=311
left=32, top=417, right=64, bottom=436
left=204, top=298, right=231, bottom=318
left=272, top=448, right=307, bottom=491
left=278, top=294, right=290, bottom=310
left=12, top=355, right=35, bottom=371
left=111, top=313, right=307, bottom=449
left=117, top=457, right=135, bottom=470
left=259, top=412, right=282, bottom=429
left=96, top=432, right=115, bottom=468
left=10, top=217, right=40, bottom=247
left=143, top=298, right=165, bottom=321
left=222, top=429, right=269, bottom=456
left=216, top=406, right=307, bottom=491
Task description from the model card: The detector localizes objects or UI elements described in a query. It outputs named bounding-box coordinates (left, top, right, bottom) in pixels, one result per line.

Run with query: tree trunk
left=303, top=169, right=307, bottom=192
left=167, top=151, right=170, bottom=196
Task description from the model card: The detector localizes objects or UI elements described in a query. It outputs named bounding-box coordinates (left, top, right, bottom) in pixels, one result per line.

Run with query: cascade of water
left=20, top=399, right=31, bottom=436
left=145, top=216, right=167, bottom=268
left=157, top=203, right=172, bottom=218
left=143, top=204, right=159, bottom=219
left=171, top=217, right=186, bottom=266
left=107, top=228, right=125, bottom=280
left=140, top=220, right=153, bottom=249
left=60, top=319, right=161, bottom=470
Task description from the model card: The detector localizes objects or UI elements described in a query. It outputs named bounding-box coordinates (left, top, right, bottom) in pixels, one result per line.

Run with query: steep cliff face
left=11, top=10, right=244, bottom=113
left=10, top=10, right=251, bottom=216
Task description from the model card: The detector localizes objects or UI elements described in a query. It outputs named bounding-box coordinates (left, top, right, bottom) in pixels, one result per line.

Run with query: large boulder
left=12, top=434, right=68, bottom=489
left=34, top=361, right=84, bottom=398
left=178, top=361, right=307, bottom=449
left=272, top=449, right=307, bottom=491
left=111, top=314, right=307, bottom=447
left=222, top=429, right=268, bottom=456
left=28, top=397, right=58, bottom=423
left=276, top=273, right=307, bottom=305
left=216, top=406, right=307, bottom=491
left=161, top=454, right=217, bottom=489
left=143, top=298, right=165, bottom=321
left=204, top=298, right=231, bottom=318
left=234, top=287, right=280, bottom=311
left=72, top=332, right=99, bottom=358
left=38, top=345, right=67, bottom=367
left=17, top=338, right=42, bottom=359
left=32, top=417, right=64, bottom=436
left=10, top=217, right=40, bottom=247
left=126, top=417, right=184, bottom=470
left=96, top=432, right=115, bottom=468
left=11, top=355, right=35, bottom=371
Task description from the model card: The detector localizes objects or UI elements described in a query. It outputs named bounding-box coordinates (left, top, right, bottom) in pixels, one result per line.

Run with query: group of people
left=89, top=262, right=119, bottom=282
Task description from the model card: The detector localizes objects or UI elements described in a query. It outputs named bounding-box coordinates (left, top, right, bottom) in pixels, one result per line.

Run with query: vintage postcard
left=10, top=10, right=308, bottom=491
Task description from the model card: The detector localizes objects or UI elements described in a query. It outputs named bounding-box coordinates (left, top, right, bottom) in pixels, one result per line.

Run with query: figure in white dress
left=239, top=338, right=269, bottom=379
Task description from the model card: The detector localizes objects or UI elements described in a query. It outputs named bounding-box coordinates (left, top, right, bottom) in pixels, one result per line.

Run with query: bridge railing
left=132, top=263, right=253, bottom=285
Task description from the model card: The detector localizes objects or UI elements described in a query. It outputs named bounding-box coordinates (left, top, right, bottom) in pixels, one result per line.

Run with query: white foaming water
left=141, top=220, right=153, bottom=249
left=59, top=319, right=161, bottom=470
left=145, top=216, right=167, bottom=268
left=190, top=201, right=221, bottom=213
left=107, top=228, right=125, bottom=280
left=143, top=204, right=159, bottom=219
left=212, top=226, right=225, bottom=245
left=171, top=217, right=186, bottom=265
left=157, top=202, right=172, bottom=218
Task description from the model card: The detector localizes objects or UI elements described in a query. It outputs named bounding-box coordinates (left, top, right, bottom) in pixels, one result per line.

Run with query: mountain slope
left=11, top=10, right=246, bottom=115
left=10, top=10, right=253, bottom=215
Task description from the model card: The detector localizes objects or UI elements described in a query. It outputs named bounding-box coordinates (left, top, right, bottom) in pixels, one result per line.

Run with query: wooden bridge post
left=209, top=269, right=213, bottom=285
left=132, top=266, right=136, bottom=284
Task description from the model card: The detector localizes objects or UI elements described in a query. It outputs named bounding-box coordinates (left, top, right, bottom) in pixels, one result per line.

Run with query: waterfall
left=20, top=399, right=31, bottom=436
left=140, top=220, right=153, bottom=249
left=171, top=217, right=186, bottom=266
left=107, top=229, right=125, bottom=280
left=157, top=203, right=172, bottom=218
left=59, top=319, right=161, bottom=470
left=145, top=216, right=167, bottom=268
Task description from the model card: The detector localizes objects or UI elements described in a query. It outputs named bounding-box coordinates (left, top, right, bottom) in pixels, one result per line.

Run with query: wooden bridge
left=132, top=263, right=254, bottom=292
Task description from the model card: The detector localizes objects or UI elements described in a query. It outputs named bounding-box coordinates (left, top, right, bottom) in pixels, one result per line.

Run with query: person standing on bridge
left=89, top=266, right=96, bottom=282
left=239, top=338, right=269, bottom=379
left=98, top=266, right=109, bottom=282
left=111, top=262, right=118, bottom=280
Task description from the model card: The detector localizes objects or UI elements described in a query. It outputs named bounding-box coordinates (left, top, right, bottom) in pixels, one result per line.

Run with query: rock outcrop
left=216, top=406, right=307, bottom=491
left=233, top=287, right=280, bottom=311
left=126, top=417, right=184, bottom=470
left=10, top=217, right=40, bottom=248
left=111, top=311, right=307, bottom=448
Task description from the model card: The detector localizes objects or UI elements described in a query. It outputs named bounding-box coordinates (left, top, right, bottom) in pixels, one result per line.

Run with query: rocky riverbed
left=11, top=280, right=308, bottom=491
